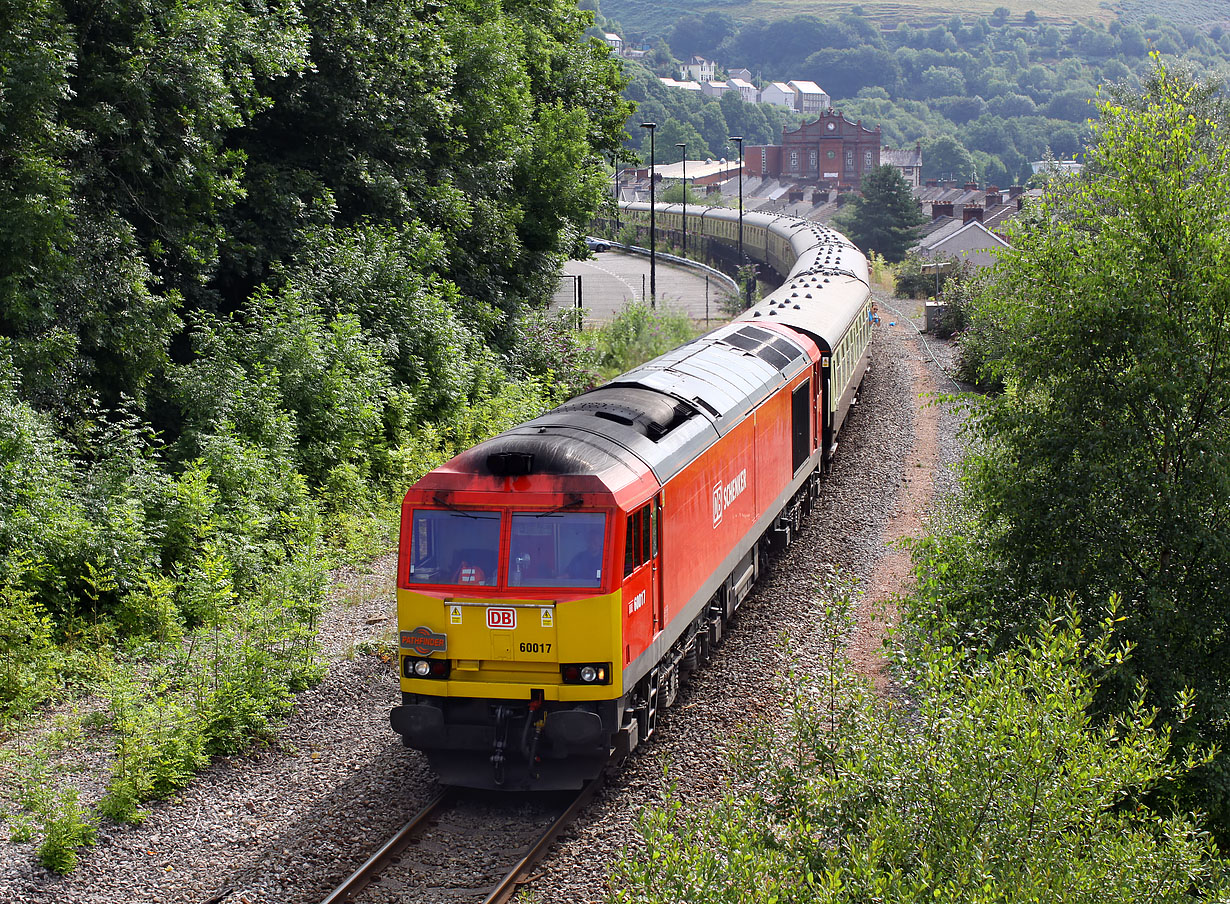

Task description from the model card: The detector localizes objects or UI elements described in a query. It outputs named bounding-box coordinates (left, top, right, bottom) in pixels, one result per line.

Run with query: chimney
left=964, top=181, right=979, bottom=191
left=985, top=190, right=1003, bottom=207
left=1008, top=185, right=1024, bottom=198
left=963, top=204, right=984, bottom=223
left=925, top=179, right=939, bottom=187
left=931, top=201, right=955, bottom=220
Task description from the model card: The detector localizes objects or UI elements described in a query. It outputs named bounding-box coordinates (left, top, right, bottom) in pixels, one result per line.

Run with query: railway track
left=320, top=775, right=605, bottom=904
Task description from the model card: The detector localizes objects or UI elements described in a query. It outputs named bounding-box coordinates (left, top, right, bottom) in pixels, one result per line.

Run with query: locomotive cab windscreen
left=403, top=505, right=610, bottom=592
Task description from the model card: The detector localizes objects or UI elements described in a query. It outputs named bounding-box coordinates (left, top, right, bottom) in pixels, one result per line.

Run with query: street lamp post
left=641, top=122, right=657, bottom=307
left=675, top=142, right=687, bottom=256
left=729, top=135, right=748, bottom=307
left=613, top=156, right=620, bottom=232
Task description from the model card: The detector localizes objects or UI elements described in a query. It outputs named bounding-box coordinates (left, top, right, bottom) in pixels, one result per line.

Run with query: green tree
left=925, top=62, right=1230, bottom=836
left=832, top=164, right=925, bottom=263
left=922, top=133, right=975, bottom=181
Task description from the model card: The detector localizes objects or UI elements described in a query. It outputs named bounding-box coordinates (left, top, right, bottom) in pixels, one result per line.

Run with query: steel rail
left=319, top=788, right=455, bottom=904
left=481, top=775, right=605, bottom=904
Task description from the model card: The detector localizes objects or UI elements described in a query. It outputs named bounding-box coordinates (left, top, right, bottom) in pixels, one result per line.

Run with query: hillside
left=601, top=0, right=1230, bottom=38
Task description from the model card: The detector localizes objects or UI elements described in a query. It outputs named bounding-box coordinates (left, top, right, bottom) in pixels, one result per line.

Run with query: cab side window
left=624, top=502, right=654, bottom=576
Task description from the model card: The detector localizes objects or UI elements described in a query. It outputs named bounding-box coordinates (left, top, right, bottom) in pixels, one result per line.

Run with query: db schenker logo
left=712, top=467, right=748, bottom=527
left=401, top=626, right=447, bottom=656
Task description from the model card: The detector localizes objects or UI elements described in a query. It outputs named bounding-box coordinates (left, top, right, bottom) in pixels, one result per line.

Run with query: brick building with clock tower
left=747, top=111, right=882, bottom=189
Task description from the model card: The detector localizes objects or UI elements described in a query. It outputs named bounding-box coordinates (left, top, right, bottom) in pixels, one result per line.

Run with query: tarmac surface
left=550, top=250, right=737, bottom=326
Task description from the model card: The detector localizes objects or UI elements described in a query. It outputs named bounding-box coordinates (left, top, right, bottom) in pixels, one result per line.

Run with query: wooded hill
left=600, top=2, right=1230, bottom=188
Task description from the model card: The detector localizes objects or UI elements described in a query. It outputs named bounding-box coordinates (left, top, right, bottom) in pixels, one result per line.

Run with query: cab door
left=622, top=498, right=660, bottom=662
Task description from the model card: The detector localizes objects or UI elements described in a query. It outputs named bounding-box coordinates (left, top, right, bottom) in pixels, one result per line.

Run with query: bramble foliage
left=612, top=597, right=1229, bottom=903
left=504, top=307, right=601, bottom=398
left=913, top=61, right=1230, bottom=837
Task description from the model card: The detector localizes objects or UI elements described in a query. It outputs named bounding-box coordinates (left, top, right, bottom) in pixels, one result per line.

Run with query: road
left=550, top=250, right=736, bottom=327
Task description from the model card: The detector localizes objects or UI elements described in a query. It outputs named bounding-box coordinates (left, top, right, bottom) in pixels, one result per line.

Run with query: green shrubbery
left=0, top=0, right=630, bottom=872
left=613, top=590, right=1229, bottom=903
left=587, top=303, right=702, bottom=378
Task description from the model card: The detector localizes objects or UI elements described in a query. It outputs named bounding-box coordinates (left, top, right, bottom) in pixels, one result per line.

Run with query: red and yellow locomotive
left=390, top=204, right=871, bottom=790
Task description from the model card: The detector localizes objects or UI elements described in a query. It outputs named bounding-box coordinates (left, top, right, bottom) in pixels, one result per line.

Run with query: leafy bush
left=894, top=252, right=957, bottom=298
left=612, top=594, right=1228, bottom=903
left=589, top=302, right=700, bottom=377
left=0, top=582, right=58, bottom=717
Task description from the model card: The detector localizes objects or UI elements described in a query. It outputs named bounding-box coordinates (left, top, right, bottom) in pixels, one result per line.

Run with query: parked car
left=584, top=236, right=611, bottom=253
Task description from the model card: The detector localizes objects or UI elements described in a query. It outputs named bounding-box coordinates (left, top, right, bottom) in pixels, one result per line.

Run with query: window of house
left=864, top=150, right=873, bottom=169
left=790, top=150, right=798, bottom=170
left=845, top=150, right=854, bottom=169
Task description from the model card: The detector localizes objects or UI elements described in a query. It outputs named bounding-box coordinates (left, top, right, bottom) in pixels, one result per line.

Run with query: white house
left=603, top=33, right=623, bottom=55
left=918, top=217, right=1011, bottom=268
left=787, top=80, right=829, bottom=114
left=680, top=56, right=716, bottom=82
left=728, top=77, right=756, bottom=102
left=760, top=81, right=796, bottom=109
left=702, top=80, right=732, bottom=98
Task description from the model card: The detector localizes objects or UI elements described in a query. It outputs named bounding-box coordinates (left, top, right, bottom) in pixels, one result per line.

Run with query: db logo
left=487, top=607, right=516, bottom=630
left=712, top=468, right=748, bottom=528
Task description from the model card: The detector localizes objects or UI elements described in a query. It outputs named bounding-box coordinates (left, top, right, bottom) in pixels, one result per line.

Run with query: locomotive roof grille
left=487, top=450, right=535, bottom=476
left=559, top=389, right=698, bottom=443
left=715, top=325, right=806, bottom=370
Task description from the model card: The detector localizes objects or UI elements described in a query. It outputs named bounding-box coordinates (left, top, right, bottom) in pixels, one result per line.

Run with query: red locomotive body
left=390, top=204, right=872, bottom=790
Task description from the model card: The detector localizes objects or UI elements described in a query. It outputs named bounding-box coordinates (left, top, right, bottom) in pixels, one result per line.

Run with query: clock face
left=826, top=121, right=835, bottom=131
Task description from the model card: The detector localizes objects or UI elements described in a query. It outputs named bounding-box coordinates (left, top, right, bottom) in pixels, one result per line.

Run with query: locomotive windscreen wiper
left=530, top=494, right=585, bottom=517
left=431, top=493, right=488, bottom=517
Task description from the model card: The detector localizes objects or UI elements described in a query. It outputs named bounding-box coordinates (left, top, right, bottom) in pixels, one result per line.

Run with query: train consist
left=390, top=201, right=873, bottom=789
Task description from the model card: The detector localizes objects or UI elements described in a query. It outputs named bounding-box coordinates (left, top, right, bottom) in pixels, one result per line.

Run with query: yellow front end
left=397, top=587, right=625, bottom=701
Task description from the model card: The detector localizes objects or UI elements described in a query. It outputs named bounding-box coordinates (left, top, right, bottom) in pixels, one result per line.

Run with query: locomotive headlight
left=406, top=657, right=451, bottom=679
left=560, top=662, right=612, bottom=684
